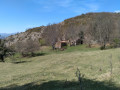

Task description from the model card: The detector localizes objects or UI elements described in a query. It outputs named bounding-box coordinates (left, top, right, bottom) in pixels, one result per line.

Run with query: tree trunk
left=0, top=55, right=4, bottom=62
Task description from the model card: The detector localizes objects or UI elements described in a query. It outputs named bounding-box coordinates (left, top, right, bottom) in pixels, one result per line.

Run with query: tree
left=88, top=13, right=115, bottom=49
left=0, top=38, right=9, bottom=62
left=43, top=24, right=62, bottom=50
left=15, top=39, right=40, bottom=57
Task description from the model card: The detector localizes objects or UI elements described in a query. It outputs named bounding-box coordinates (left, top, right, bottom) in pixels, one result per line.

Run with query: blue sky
left=0, top=0, right=120, bottom=33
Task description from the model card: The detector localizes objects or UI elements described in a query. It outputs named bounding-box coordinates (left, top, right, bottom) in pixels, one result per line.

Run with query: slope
left=0, top=47, right=120, bottom=90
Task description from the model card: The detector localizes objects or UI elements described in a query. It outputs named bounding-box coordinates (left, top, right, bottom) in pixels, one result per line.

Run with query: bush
left=39, top=38, right=46, bottom=46
left=15, top=39, right=40, bottom=56
left=113, top=38, right=120, bottom=48
left=100, top=46, right=105, bottom=50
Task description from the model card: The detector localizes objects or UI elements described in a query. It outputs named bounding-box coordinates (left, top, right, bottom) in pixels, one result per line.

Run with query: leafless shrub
left=15, top=39, right=40, bottom=57
left=75, top=68, right=84, bottom=90
left=109, top=55, right=113, bottom=76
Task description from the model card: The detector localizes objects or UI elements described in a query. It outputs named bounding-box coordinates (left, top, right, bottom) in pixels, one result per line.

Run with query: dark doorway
left=76, top=39, right=83, bottom=45
left=80, top=40, right=83, bottom=44
left=61, top=42, right=67, bottom=48
left=78, top=31, right=84, bottom=45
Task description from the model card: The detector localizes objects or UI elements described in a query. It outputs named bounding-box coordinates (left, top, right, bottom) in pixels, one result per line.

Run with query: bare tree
left=88, top=13, right=115, bottom=49
left=75, top=68, right=84, bottom=90
left=43, top=24, right=62, bottom=50
left=15, top=39, right=40, bottom=56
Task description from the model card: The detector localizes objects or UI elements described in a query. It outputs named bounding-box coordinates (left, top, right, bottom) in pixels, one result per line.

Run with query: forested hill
left=5, top=12, right=120, bottom=49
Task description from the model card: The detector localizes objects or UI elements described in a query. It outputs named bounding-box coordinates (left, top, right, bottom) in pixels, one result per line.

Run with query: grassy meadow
left=0, top=45, right=120, bottom=90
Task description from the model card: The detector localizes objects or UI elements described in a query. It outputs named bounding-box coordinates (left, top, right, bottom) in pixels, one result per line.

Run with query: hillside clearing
left=0, top=47, right=120, bottom=90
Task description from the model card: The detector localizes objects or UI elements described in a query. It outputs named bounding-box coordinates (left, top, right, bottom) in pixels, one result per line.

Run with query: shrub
left=113, top=38, right=120, bottom=48
left=15, top=39, right=40, bottom=57
left=100, top=45, right=106, bottom=50
left=39, top=38, right=46, bottom=46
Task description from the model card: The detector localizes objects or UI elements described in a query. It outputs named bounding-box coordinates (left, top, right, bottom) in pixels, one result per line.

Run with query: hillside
left=0, top=46, right=120, bottom=90
left=5, top=12, right=120, bottom=50
left=5, top=26, right=45, bottom=47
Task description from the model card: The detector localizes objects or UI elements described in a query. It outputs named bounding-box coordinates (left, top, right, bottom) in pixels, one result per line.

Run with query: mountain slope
left=5, top=12, right=120, bottom=48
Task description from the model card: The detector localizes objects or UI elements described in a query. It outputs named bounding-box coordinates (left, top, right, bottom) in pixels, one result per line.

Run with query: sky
left=0, top=0, right=120, bottom=33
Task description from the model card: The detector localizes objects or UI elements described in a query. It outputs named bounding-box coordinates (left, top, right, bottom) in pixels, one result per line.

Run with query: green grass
left=40, top=45, right=99, bottom=55
left=0, top=45, right=120, bottom=90
left=62, top=45, right=99, bottom=52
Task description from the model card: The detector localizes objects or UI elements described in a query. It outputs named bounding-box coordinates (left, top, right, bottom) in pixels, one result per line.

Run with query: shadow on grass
left=20, top=52, right=47, bottom=58
left=0, top=78, right=120, bottom=90
left=12, top=61, right=31, bottom=64
left=33, top=52, right=46, bottom=57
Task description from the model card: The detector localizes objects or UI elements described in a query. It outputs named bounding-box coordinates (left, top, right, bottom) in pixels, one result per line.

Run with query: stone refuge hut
left=55, top=40, right=69, bottom=49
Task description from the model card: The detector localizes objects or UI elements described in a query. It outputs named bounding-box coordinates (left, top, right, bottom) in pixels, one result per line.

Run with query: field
left=0, top=45, right=120, bottom=90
